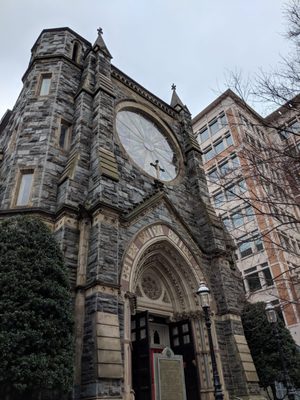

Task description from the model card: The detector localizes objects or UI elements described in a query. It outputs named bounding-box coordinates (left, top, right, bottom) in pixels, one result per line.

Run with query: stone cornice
left=22, top=54, right=83, bottom=83
left=76, top=280, right=120, bottom=297
left=88, top=199, right=123, bottom=217
left=111, top=65, right=177, bottom=118
left=31, top=27, right=92, bottom=53
left=0, top=207, right=55, bottom=220
left=82, top=279, right=120, bottom=290
left=74, top=87, right=94, bottom=100
left=55, top=204, right=80, bottom=219
left=0, top=204, right=79, bottom=223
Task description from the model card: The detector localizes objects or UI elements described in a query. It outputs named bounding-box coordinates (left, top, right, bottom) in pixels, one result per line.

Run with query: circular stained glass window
left=116, top=110, right=178, bottom=181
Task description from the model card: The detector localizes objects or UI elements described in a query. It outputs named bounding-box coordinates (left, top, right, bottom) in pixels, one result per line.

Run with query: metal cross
left=150, top=160, right=165, bottom=179
left=97, top=27, right=103, bottom=35
left=171, top=83, right=176, bottom=91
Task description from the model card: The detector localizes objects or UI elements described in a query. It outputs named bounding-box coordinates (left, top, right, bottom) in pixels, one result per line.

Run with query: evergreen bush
left=0, top=216, right=74, bottom=400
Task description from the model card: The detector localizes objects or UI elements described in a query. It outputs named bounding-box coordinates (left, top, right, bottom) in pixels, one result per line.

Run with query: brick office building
left=0, top=28, right=264, bottom=400
left=192, top=90, right=300, bottom=346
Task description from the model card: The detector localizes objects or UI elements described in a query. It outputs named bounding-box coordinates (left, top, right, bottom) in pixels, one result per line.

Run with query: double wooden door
left=131, top=312, right=200, bottom=400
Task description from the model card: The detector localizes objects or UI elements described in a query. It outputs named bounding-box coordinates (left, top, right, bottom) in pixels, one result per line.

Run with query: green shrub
left=0, top=216, right=74, bottom=399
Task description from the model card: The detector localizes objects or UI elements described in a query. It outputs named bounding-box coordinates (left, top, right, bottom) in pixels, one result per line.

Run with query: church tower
left=0, top=28, right=265, bottom=400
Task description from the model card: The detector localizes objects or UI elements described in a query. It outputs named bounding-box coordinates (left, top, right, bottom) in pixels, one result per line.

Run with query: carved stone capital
left=125, top=291, right=137, bottom=314
left=171, top=310, right=203, bottom=321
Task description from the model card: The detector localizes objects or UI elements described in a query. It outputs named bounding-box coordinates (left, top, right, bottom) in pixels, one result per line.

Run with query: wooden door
left=169, top=319, right=200, bottom=400
left=131, top=311, right=152, bottom=400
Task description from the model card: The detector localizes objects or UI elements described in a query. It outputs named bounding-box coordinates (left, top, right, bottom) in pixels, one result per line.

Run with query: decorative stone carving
left=135, top=285, right=142, bottom=297
left=125, top=291, right=137, bottom=314
left=171, top=310, right=202, bottom=321
left=162, top=291, right=171, bottom=304
left=141, top=274, right=162, bottom=300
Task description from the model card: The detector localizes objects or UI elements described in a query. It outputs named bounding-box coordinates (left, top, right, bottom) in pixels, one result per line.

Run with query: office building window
left=207, top=153, right=241, bottom=182
left=225, top=184, right=237, bottom=200
left=289, top=120, right=300, bottom=134
left=244, top=263, right=273, bottom=293
left=220, top=205, right=256, bottom=231
left=202, top=133, right=234, bottom=161
left=197, top=112, right=228, bottom=143
left=219, top=113, right=227, bottom=127
left=209, top=119, right=219, bottom=136
left=237, top=230, right=264, bottom=259
left=222, top=216, right=231, bottom=229
left=231, top=210, right=244, bottom=228
left=211, top=179, right=248, bottom=212
left=214, top=191, right=225, bottom=208
left=226, top=179, right=246, bottom=199
left=254, top=234, right=264, bottom=251
left=219, top=160, right=230, bottom=175
left=240, top=114, right=251, bottom=129
left=199, top=127, right=209, bottom=142
left=203, top=147, right=214, bottom=161
left=246, top=270, right=262, bottom=292
left=244, top=206, right=255, bottom=222
left=208, top=168, right=218, bottom=181
left=226, top=133, right=233, bottom=146
left=238, top=179, right=247, bottom=193
left=239, top=241, right=253, bottom=258
left=280, top=119, right=300, bottom=141
left=214, top=140, right=225, bottom=154
left=262, top=267, right=273, bottom=287
left=16, top=171, right=34, bottom=206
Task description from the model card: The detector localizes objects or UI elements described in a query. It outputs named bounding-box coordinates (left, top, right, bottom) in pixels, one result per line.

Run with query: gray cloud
left=0, top=0, right=288, bottom=119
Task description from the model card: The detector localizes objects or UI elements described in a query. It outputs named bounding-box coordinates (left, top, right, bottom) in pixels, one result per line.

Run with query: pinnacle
left=170, top=84, right=185, bottom=109
left=93, top=27, right=112, bottom=59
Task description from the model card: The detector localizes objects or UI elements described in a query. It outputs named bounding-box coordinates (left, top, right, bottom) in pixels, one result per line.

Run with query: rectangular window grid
left=237, top=229, right=264, bottom=259
left=203, top=133, right=234, bottom=161
left=197, top=112, right=228, bottom=144
left=244, top=263, right=273, bottom=293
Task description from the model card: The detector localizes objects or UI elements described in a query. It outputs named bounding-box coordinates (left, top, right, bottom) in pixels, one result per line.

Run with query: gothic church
left=0, top=27, right=264, bottom=400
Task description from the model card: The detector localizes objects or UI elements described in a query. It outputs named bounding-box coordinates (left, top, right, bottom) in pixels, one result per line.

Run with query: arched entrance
left=121, top=223, right=209, bottom=400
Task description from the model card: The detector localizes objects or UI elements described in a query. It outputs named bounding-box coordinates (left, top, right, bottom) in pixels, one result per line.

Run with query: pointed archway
left=121, top=223, right=217, bottom=400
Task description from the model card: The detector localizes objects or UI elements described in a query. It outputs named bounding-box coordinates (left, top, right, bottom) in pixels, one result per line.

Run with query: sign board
left=154, top=347, right=187, bottom=400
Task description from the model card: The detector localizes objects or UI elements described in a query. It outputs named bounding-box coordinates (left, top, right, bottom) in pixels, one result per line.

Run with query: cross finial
left=171, top=83, right=176, bottom=91
left=97, top=27, right=103, bottom=35
left=150, top=159, right=165, bottom=180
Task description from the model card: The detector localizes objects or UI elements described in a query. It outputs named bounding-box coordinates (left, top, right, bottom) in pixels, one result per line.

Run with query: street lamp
left=197, top=281, right=224, bottom=400
left=265, top=301, right=295, bottom=400
left=265, top=301, right=278, bottom=323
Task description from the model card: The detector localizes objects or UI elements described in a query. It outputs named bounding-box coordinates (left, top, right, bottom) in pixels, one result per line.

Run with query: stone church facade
left=0, top=28, right=264, bottom=400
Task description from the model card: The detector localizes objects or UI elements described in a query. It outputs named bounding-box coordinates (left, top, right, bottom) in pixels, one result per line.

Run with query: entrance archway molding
left=121, top=222, right=205, bottom=295
left=121, top=222, right=220, bottom=400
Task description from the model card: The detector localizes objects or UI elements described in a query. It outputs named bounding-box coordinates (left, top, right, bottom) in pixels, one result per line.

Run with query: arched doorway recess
left=121, top=223, right=216, bottom=400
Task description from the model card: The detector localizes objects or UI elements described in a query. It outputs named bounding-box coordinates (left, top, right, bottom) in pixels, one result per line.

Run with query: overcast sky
left=0, top=0, right=290, bottom=119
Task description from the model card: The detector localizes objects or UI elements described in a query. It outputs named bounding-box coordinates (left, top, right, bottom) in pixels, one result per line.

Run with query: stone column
left=123, top=294, right=134, bottom=400
left=74, top=217, right=91, bottom=387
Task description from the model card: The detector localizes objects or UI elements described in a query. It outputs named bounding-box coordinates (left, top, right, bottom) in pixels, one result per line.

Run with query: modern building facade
left=0, top=28, right=264, bottom=400
left=192, top=90, right=300, bottom=346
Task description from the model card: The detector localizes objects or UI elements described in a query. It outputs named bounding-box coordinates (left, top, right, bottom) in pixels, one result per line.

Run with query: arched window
left=72, top=42, right=80, bottom=63
left=154, top=330, right=160, bottom=344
